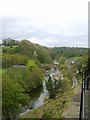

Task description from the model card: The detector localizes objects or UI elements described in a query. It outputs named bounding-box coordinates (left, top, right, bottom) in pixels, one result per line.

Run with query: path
left=72, top=76, right=78, bottom=87
left=62, top=85, right=81, bottom=118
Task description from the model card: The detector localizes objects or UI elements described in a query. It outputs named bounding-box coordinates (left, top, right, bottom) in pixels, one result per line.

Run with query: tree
left=5, top=65, right=44, bottom=92
left=2, top=75, right=29, bottom=119
left=59, top=57, right=66, bottom=65
left=37, top=50, right=51, bottom=63
left=45, top=76, right=61, bottom=99
left=2, top=38, right=19, bottom=46
left=3, top=40, right=7, bottom=46
left=25, top=67, right=44, bottom=90
left=27, top=60, right=39, bottom=71
left=2, top=54, right=29, bottom=67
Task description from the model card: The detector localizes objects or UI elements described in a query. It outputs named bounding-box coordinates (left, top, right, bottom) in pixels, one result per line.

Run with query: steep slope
left=3, top=39, right=51, bottom=64
left=15, top=40, right=51, bottom=63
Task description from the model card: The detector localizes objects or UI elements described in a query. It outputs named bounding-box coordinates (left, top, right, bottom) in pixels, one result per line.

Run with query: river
left=20, top=66, right=60, bottom=116
left=20, top=64, right=78, bottom=116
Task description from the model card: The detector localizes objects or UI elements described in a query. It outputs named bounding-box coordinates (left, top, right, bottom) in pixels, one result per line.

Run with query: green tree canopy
left=2, top=75, right=29, bottom=119
left=26, top=60, right=39, bottom=71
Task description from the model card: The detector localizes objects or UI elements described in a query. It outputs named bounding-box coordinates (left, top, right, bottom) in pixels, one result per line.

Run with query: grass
left=20, top=86, right=76, bottom=119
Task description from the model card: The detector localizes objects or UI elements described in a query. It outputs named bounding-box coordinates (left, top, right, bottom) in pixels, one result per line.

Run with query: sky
left=0, top=0, right=89, bottom=47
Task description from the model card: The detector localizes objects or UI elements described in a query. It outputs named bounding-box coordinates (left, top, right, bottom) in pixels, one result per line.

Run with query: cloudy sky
left=0, top=0, right=89, bottom=47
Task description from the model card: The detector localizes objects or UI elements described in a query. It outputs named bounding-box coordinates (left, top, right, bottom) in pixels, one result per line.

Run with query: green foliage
left=59, top=57, right=66, bottom=65
left=4, top=67, right=29, bottom=89
left=2, top=66, right=44, bottom=118
left=2, top=39, right=88, bottom=119
left=0, top=69, right=2, bottom=77
left=37, top=48, right=51, bottom=63
left=16, top=40, right=33, bottom=57
left=26, top=60, right=44, bottom=89
left=2, top=39, right=50, bottom=64
left=51, top=47, right=88, bottom=59
left=2, top=75, right=29, bottom=119
left=46, top=76, right=55, bottom=99
left=2, top=38, right=19, bottom=46
left=2, top=47, right=7, bottom=53
left=42, top=111, right=52, bottom=118
left=2, top=54, right=29, bottom=67
left=2, top=40, right=88, bottom=65
left=2, top=46, right=18, bottom=54
left=26, top=67, right=44, bottom=90
left=4, top=65, right=44, bottom=91
left=61, top=78, right=71, bottom=91
left=27, top=60, right=39, bottom=71
left=34, top=59, right=41, bottom=67
left=45, top=76, right=61, bottom=99
left=68, top=56, right=88, bottom=74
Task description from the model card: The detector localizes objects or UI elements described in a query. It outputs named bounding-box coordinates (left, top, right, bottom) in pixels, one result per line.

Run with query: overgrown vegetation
left=50, top=47, right=87, bottom=59
left=45, top=76, right=62, bottom=99
left=2, top=39, right=88, bottom=119
left=20, top=86, right=76, bottom=118
left=2, top=75, right=29, bottom=119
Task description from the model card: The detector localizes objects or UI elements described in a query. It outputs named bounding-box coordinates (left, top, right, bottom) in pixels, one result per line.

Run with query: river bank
left=20, top=84, right=80, bottom=119
left=19, top=65, right=60, bottom=116
left=19, top=62, right=78, bottom=118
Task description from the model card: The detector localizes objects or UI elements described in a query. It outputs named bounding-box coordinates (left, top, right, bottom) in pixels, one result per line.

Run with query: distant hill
left=2, top=39, right=51, bottom=64
left=2, top=39, right=88, bottom=65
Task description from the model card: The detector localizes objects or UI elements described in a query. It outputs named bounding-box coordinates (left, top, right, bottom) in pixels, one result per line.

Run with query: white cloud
left=0, top=0, right=89, bottom=47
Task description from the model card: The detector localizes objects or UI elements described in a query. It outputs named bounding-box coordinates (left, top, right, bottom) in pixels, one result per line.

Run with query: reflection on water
left=20, top=80, right=48, bottom=116
left=30, top=80, right=48, bottom=108
left=20, top=66, right=59, bottom=116
left=29, top=85, right=43, bottom=100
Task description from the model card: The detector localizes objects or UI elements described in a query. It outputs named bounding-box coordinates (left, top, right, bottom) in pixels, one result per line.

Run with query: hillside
left=2, top=40, right=52, bottom=67
left=2, top=39, right=88, bottom=119
left=2, top=39, right=88, bottom=67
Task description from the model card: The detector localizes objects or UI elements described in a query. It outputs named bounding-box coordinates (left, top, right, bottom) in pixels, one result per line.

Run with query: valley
left=1, top=39, right=88, bottom=119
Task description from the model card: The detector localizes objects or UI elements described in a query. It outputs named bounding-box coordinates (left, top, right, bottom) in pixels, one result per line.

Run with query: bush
left=2, top=54, right=29, bottom=67
left=2, top=75, right=29, bottom=119
left=45, top=76, right=61, bottom=99
left=4, top=66, right=44, bottom=91
left=27, top=67, right=44, bottom=90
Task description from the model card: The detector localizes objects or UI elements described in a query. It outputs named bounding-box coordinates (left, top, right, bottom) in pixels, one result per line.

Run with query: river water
left=20, top=66, right=60, bottom=116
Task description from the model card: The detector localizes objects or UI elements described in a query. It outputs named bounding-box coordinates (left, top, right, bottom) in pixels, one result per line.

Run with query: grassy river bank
left=20, top=84, right=81, bottom=119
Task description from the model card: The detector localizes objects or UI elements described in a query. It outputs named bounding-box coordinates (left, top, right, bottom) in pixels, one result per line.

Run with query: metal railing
left=79, top=71, right=84, bottom=120
left=79, top=68, right=89, bottom=120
